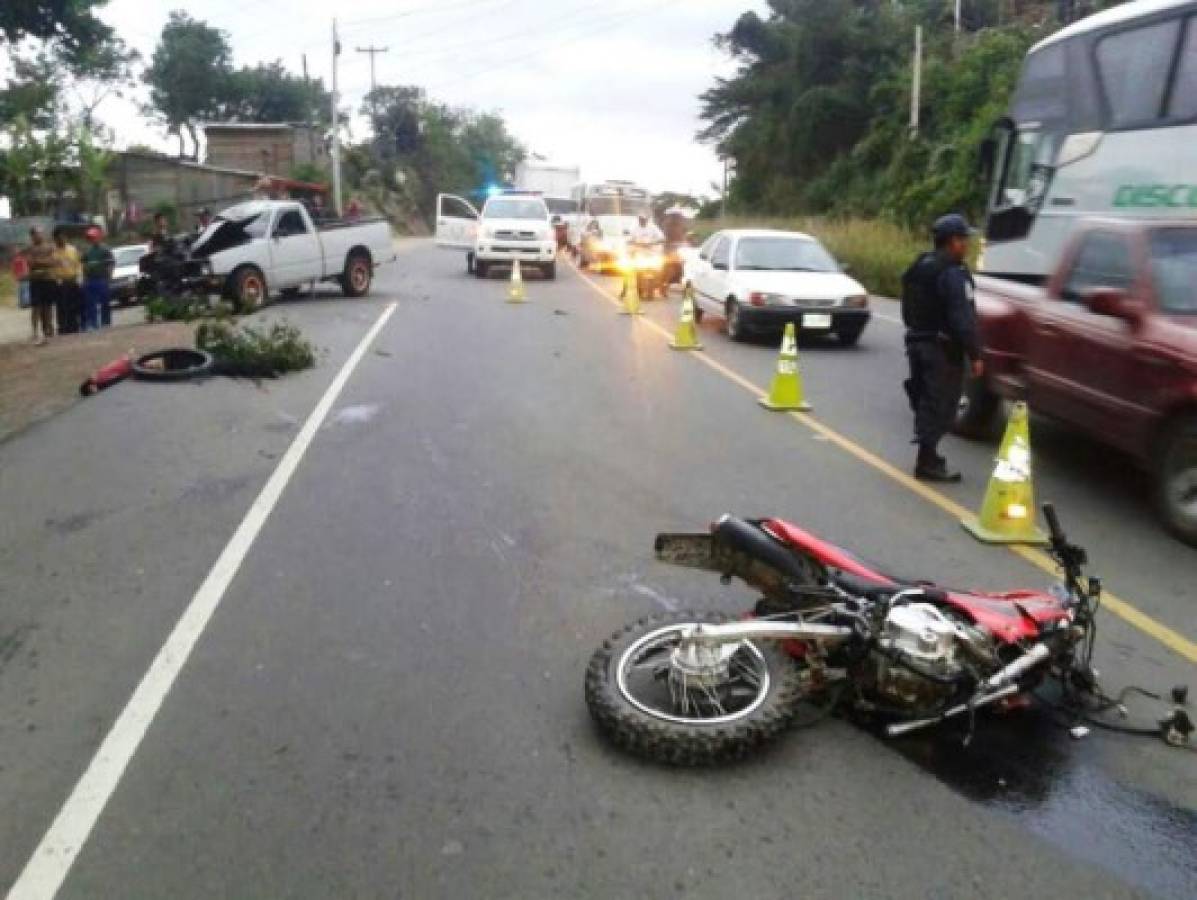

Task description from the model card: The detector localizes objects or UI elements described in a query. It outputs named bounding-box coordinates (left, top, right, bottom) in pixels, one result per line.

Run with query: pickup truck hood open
left=190, top=213, right=260, bottom=258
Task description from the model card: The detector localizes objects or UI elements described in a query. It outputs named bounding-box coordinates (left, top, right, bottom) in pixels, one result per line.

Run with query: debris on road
left=132, top=348, right=214, bottom=382
left=79, top=354, right=133, bottom=396
left=196, top=320, right=316, bottom=377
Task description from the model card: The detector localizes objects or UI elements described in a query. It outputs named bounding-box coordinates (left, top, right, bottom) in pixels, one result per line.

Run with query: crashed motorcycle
left=586, top=504, right=1115, bottom=765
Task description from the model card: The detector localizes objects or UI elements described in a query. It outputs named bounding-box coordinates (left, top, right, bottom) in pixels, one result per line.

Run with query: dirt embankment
left=0, top=323, right=196, bottom=443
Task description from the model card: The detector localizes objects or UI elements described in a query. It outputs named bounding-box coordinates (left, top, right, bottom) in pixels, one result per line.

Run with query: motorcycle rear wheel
left=585, top=611, right=807, bottom=765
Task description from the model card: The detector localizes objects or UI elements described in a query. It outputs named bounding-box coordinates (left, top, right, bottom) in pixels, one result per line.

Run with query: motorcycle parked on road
left=586, top=504, right=1111, bottom=765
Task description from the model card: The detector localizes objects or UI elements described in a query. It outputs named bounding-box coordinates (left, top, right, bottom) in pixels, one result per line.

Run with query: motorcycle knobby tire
left=585, top=611, right=806, bottom=765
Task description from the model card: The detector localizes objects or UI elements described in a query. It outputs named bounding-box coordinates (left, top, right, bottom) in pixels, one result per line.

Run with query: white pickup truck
left=189, top=200, right=395, bottom=311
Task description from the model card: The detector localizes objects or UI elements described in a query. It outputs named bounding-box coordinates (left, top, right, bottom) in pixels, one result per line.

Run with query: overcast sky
left=96, top=0, right=768, bottom=198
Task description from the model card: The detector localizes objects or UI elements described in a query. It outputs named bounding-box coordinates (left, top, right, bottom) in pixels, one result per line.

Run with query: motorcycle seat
left=828, top=568, right=946, bottom=604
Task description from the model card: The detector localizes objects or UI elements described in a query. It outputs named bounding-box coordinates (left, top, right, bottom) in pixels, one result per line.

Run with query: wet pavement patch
left=892, top=708, right=1197, bottom=899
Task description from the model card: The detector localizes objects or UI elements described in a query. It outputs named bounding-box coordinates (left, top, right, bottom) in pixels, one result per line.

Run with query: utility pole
left=302, top=53, right=316, bottom=166
left=955, top=0, right=962, bottom=33
left=331, top=19, right=342, bottom=216
left=720, top=156, right=728, bottom=221
left=356, top=45, right=389, bottom=117
left=910, top=25, right=923, bottom=135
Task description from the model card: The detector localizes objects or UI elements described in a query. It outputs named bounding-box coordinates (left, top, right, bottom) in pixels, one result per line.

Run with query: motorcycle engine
left=872, top=603, right=969, bottom=711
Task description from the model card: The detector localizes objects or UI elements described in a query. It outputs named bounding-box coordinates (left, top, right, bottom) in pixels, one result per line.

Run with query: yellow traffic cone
left=507, top=259, right=527, bottom=303
left=618, top=270, right=643, bottom=316
left=962, top=401, right=1048, bottom=544
left=759, top=323, right=811, bottom=411
left=668, top=287, right=703, bottom=351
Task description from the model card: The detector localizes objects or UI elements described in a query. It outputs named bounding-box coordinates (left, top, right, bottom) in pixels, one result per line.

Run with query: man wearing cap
left=900, top=213, right=983, bottom=482
left=82, top=226, right=116, bottom=330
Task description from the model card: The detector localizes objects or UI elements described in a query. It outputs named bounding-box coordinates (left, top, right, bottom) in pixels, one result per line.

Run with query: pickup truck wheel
left=231, top=266, right=267, bottom=313
left=835, top=323, right=865, bottom=347
left=954, top=376, right=1002, bottom=440
left=475, top=261, right=489, bottom=278
left=542, top=261, right=557, bottom=280
left=466, top=252, right=475, bottom=275
left=1156, top=414, right=1197, bottom=546
left=342, top=253, right=372, bottom=297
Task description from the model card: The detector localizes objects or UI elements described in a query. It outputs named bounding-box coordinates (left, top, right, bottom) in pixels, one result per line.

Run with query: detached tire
left=585, top=611, right=806, bottom=766
left=1156, top=413, right=1197, bottom=546
left=132, top=348, right=213, bottom=382
left=342, top=251, right=372, bottom=298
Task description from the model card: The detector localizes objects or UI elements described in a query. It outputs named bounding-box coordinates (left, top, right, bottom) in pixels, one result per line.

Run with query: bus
left=981, top=0, right=1197, bottom=283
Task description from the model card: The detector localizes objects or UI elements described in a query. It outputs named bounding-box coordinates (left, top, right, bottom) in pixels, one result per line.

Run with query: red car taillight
left=749, top=292, right=767, bottom=307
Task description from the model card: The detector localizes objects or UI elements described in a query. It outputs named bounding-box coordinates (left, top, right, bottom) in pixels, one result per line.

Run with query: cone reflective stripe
left=759, top=323, right=811, bottom=411
left=619, top=270, right=643, bottom=315
left=668, top=290, right=703, bottom=350
left=507, top=259, right=527, bottom=303
left=962, top=401, right=1048, bottom=544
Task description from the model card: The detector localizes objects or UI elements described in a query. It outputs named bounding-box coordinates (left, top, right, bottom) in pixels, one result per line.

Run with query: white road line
left=7, top=302, right=398, bottom=900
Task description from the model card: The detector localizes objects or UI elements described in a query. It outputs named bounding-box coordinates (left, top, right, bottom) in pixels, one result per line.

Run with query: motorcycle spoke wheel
left=585, top=611, right=808, bottom=766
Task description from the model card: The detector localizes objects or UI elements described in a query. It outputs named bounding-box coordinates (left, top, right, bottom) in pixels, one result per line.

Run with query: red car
left=960, top=219, right=1197, bottom=544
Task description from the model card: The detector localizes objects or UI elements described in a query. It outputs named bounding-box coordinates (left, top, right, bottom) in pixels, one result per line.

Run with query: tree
left=697, top=0, right=1128, bottom=225
left=144, top=12, right=234, bottom=159
left=222, top=61, right=332, bottom=125
left=358, top=85, right=524, bottom=219
left=0, top=0, right=118, bottom=72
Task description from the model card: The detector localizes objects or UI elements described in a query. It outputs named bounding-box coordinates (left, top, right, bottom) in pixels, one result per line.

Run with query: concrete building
left=108, top=151, right=260, bottom=230
left=203, top=123, right=326, bottom=178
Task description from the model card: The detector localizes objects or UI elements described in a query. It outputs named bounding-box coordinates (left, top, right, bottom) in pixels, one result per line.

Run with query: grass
left=691, top=216, right=926, bottom=299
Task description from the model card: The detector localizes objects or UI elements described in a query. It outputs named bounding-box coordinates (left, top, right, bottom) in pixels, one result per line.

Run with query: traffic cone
left=668, top=287, right=703, bottom=350
left=507, top=259, right=527, bottom=303
left=759, top=323, right=811, bottom=411
left=962, top=401, right=1048, bottom=545
left=618, top=270, right=643, bottom=316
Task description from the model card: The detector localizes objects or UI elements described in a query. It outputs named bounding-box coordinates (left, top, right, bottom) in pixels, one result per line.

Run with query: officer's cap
left=932, top=213, right=975, bottom=240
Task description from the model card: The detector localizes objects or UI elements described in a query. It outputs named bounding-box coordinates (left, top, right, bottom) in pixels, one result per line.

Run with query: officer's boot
left=914, top=445, right=961, bottom=483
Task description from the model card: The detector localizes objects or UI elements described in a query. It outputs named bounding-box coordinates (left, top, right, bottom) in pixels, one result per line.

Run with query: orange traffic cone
left=507, top=259, right=527, bottom=303
left=962, top=401, right=1048, bottom=544
left=759, top=323, right=811, bottom=411
left=669, top=286, right=703, bottom=351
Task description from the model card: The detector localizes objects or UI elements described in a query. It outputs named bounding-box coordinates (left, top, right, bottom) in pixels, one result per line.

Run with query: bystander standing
left=82, top=226, right=116, bottom=330
left=51, top=227, right=83, bottom=334
left=25, top=227, right=56, bottom=345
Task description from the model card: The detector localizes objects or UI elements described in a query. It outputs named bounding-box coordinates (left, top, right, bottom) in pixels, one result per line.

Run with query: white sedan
left=684, top=229, right=871, bottom=345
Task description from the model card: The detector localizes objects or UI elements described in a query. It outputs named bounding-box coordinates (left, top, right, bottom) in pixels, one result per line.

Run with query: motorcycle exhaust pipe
left=885, top=684, right=1019, bottom=738
left=885, top=642, right=1051, bottom=738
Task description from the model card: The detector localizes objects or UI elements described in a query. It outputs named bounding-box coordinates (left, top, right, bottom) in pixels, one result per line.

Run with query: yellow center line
left=567, top=260, right=1197, bottom=665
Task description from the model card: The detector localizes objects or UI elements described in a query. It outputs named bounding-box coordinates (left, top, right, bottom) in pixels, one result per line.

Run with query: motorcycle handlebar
left=1043, top=503, right=1064, bottom=545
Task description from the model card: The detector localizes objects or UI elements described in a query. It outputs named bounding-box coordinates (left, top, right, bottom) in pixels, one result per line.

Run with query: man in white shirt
left=630, top=214, right=663, bottom=248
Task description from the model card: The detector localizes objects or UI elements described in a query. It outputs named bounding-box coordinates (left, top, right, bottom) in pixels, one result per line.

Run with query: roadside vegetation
left=697, top=1, right=1125, bottom=285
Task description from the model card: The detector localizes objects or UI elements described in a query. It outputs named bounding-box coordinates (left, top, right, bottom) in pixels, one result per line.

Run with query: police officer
left=901, top=214, right=983, bottom=482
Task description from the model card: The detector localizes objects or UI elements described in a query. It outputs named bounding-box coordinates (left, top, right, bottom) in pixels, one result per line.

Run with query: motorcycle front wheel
left=585, top=611, right=807, bottom=765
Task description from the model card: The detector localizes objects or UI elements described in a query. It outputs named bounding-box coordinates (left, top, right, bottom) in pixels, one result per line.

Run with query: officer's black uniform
left=901, top=215, right=981, bottom=480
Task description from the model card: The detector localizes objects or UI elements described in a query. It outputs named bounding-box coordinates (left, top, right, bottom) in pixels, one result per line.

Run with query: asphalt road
left=1, top=240, right=1194, bottom=899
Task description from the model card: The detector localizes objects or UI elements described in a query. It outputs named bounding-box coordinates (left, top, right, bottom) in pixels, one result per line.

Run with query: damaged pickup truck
left=171, top=200, right=395, bottom=311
